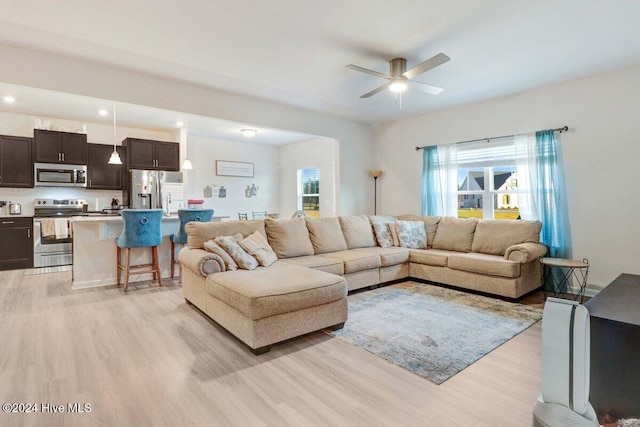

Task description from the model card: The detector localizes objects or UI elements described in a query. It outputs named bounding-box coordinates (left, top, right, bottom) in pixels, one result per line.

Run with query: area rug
left=23, top=265, right=72, bottom=275
left=329, top=284, right=542, bottom=384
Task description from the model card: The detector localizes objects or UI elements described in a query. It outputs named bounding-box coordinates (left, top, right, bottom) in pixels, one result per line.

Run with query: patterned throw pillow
left=239, top=231, right=278, bottom=267
left=214, top=236, right=259, bottom=270
left=387, top=222, right=401, bottom=247
left=396, top=220, right=427, bottom=249
left=203, top=240, right=238, bottom=271
left=372, top=222, right=393, bottom=248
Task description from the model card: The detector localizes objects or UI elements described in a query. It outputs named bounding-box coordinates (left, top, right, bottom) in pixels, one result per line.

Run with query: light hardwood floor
left=0, top=270, right=543, bottom=427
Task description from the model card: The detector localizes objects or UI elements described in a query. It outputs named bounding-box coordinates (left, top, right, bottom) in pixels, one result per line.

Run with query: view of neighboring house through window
left=298, top=168, right=320, bottom=218
left=456, top=139, right=520, bottom=220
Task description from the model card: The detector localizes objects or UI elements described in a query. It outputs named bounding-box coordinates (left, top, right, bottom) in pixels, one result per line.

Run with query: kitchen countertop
left=70, top=215, right=179, bottom=223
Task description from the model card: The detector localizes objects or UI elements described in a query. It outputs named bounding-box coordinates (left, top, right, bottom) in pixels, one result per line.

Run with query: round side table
left=539, top=257, right=590, bottom=303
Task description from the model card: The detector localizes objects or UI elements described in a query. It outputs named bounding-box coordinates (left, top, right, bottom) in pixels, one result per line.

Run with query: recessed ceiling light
left=3, top=96, right=15, bottom=103
left=241, top=129, right=258, bottom=137
left=98, top=109, right=109, bottom=116
left=176, top=121, right=185, bottom=128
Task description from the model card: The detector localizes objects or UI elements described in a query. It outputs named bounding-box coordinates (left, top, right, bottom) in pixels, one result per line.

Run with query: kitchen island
left=70, top=215, right=180, bottom=289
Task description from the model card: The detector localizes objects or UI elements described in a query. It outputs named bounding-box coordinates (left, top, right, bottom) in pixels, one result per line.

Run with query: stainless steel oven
left=33, top=199, right=85, bottom=267
left=34, top=163, right=87, bottom=187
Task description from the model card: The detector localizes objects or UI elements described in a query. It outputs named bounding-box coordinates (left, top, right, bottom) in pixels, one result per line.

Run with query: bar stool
left=115, top=209, right=164, bottom=291
left=170, top=209, right=214, bottom=281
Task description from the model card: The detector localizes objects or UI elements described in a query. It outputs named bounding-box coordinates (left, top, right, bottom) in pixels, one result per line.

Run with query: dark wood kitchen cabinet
left=87, top=143, right=125, bottom=190
left=34, top=129, right=88, bottom=164
left=123, top=138, right=179, bottom=171
left=0, top=217, right=33, bottom=271
left=0, top=135, right=34, bottom=188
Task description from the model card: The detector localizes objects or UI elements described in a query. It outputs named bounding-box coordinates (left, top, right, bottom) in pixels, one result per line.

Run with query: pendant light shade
left=108, top=103, right=123, bottom=165
left=181, top=118, right=193, bottom=170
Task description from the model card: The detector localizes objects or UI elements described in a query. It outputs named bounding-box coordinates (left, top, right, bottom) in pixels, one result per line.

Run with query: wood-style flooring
left=0, top=270, right=545, bottom=427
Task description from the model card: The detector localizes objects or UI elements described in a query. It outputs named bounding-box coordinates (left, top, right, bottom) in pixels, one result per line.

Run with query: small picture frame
left=216, top=160, right=254, bottom=178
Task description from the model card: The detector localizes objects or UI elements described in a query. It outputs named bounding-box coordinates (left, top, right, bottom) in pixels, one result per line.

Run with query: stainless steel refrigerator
left=127, top=170, right=184, bottom=213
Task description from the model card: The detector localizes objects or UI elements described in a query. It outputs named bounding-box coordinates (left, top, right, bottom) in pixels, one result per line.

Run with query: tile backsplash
left=0, top=187, right=123, bottom=216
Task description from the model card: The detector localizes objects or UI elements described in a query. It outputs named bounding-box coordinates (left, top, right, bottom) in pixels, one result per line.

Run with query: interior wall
left=0, top=43, right=374, bottom=216
left=278, top=137, right=338, bottom=218
left=373, top=65, right=640, bottom=290
left=184, top=135, right=280, bottom=219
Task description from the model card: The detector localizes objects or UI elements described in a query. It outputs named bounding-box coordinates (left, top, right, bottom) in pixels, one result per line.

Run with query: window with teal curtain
left=421, top=146, right=443, bottom=215
left=535, top=130, right=571, bottom=260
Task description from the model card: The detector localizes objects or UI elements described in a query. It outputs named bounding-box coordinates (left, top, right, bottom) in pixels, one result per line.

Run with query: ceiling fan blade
left=402, top=53, right=450, bottom=80
left=346, top=64, right=392, bottom=80
left=411, top=80, right=445, bottom=95
left=360, top=83, right=390, bottom=98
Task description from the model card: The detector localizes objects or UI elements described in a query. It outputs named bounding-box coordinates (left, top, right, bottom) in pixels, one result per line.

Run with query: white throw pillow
left=214, top=236, right=259, bottom=270
left=239, top=231, right=278, bottom=267
left=203, top=240, right=238, bottom=271
left=396, top=220, right=427, bottom=249
left=372, top=222, right=393, bottom=248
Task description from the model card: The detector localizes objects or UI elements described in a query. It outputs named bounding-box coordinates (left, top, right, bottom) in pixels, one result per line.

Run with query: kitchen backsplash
left=0, top=188, right=123, bottom=216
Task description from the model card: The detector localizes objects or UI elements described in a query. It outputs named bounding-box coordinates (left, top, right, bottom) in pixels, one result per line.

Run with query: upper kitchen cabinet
left=34, top=129, right=88, bottom=165
left=0, top=135, right=34, bottom=188
left=123, top=138, right=179, bottom=171
left=87, top=143, right=125, bottom=190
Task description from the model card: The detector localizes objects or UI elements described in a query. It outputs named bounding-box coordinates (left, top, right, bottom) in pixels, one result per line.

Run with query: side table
left=539, top=257, right=590, bottom=302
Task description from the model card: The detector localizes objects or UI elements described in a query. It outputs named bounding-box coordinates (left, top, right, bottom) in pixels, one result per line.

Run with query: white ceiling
left=0, top=0, right=639, bottom=125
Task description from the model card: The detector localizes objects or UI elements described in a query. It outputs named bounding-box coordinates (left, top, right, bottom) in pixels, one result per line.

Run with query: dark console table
left=584, top=273, right=640, bottom=423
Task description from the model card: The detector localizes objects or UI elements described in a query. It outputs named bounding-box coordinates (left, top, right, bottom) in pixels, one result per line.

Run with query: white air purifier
left=533, top=297, right=599, bottom=427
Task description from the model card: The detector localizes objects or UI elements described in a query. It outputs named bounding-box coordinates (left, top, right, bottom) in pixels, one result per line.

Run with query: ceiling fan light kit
left=346, top=53, right=450, bottom=99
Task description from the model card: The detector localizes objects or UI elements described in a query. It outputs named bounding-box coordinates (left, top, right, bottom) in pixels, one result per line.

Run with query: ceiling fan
left=346, top=53, right=450, bottom=98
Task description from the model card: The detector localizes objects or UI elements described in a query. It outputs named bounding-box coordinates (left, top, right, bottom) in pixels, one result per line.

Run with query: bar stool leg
left=153, top=246, right=162, bottom=287
left=124, top=248, right=131, bottom=292
left=170, top=241, right=176, bottom=278
left=116, top=246, right=122, bottom=287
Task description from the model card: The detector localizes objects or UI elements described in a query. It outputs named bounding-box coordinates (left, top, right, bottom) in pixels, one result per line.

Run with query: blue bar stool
left=171, top=209, right=214, bottom=280
left=115, top=209, right=164, bottom=291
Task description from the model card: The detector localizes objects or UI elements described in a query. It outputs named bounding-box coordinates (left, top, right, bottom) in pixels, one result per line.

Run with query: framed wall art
left=216, top=160, right=254, bottom=178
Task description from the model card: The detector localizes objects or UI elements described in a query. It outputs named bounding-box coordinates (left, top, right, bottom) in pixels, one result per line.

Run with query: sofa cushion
left=203, top=240, right=238, bottom=271
left=372, top=222, right=393, bottom=248
left=397, top=215, right=441, bottom=248
left=238, top=231, right=278, bottom=267
left=265, top=218, right=315, bottom=259
left=306, top=217, right=348, bottom=254
left=368, top=215, right=398, bottom=224
left=397, top=220, right=427, bottom=249
left=339, top=215, right=376, bottom=249
left=447, top=253, right=521, bottom=278
left=215, top=236, right=258, bottom=270
left=431, top=217, right=478, bottom=253
left=318, top=250, right=381, bottom=274
left=279, top=255, right=344, bottom=275
left=186, top=220, right=266, bottom=249
left=471, top=220, right=542, bottom=256
left=206, top=262, right=346, bottom=320
left=408, top=249, right=459, bottom=267
left=354, top=247, right=409, bottom=267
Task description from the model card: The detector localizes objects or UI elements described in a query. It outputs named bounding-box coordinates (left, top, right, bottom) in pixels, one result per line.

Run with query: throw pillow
left=214, top=236, right=259, bottom=270
left=396, top=220, right=427, bottom=249
left=239, top=231, right=278, bottom=267
left=387, top=222, right=401, bottom=247
left=372, top=222, right=393, bottom=248
left=203, top=240, right=238, bottom=271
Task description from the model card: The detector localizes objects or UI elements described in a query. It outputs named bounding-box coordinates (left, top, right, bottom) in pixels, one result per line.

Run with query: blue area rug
left=330, top=284, right=542, bottom=384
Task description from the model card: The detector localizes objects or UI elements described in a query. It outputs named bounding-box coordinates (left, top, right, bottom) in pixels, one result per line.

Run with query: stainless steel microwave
left=34, top=163, right=87, bottom=187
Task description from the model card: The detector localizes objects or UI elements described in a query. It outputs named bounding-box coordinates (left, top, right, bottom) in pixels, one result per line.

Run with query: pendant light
left=181, top=118, right=193, bottom=170
left=108, top=103, right=123, bottom=165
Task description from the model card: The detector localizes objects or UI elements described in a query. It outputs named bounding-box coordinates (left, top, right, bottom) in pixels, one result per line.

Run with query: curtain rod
left=414, top=126, right=569, bottom=151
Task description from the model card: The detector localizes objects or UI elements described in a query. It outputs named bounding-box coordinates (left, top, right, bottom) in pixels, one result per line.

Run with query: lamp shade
left=108, top=149, right=123, bottom=165
left=368, top=170, right=383, bottom=178
left=181, top=158, right=193, bottom=170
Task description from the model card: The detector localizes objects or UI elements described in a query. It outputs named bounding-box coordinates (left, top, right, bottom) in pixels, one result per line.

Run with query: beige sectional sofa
left=179, top=215, right=546, bottom=354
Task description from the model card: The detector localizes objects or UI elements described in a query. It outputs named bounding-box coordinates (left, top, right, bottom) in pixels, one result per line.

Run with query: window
left=456, top=139, right=521, bottom=220
left=297, top=168, right=319, bottom=218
